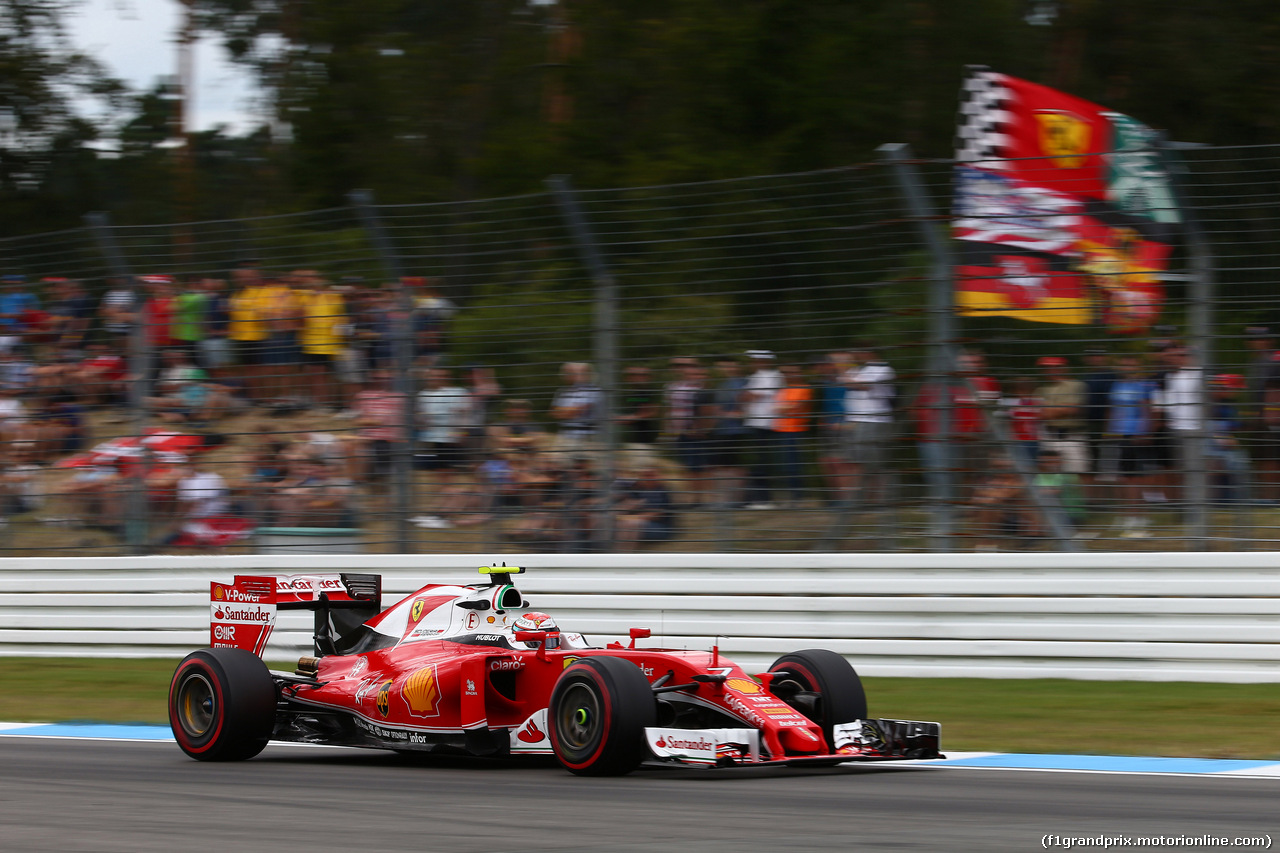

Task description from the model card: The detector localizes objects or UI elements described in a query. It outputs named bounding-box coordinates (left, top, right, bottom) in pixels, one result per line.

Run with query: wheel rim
left=556, top=682, right=602, bottom=753
left=177, top=672, right=217, bottom=739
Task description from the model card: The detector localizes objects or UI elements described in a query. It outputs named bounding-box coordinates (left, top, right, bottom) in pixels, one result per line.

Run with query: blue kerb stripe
left=0, top=723, right=173, bottom=740
left=933, top=753, right=1280, bottom=774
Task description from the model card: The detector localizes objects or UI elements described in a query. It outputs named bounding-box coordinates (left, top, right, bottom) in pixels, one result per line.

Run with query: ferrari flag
left=953, top=66, right=1178, bottom=332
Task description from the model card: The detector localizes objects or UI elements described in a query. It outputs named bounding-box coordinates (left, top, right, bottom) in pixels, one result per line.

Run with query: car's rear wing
left=272, top=573, right=381, bottom=609
left=210, top=573, right=382, bottom=658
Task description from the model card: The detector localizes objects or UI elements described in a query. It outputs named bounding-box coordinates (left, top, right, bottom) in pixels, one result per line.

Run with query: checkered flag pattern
left=955, top=66, right=1014, bottom=168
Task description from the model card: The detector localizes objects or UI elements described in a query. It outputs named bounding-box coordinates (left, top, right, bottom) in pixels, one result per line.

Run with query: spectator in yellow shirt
left=298, top=272, right=351, bottom=412
left=257, top=273, right=303, bottom=402
left=227, top=262, right=268, bottom=400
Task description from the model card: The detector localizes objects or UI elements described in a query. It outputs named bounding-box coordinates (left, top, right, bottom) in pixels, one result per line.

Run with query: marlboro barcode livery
left=169, top=564, right=941, bottom=775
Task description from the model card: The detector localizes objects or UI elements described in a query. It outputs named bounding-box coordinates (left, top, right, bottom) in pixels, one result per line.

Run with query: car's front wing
left=643, top=718, right=942, bottom=768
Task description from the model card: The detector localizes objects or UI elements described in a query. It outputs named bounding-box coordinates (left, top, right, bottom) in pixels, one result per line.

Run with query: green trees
left=0, top=0, right=126, bottom=229
left=6, top=0, right=1280, bottom=230
left=192, top=0, right=1280, bottom=207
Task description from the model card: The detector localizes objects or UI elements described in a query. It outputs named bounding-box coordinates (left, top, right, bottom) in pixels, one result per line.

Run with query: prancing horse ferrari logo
left=1035, top=110, right=1091, bottom=168
left=410, top=599, right=425, bottom=623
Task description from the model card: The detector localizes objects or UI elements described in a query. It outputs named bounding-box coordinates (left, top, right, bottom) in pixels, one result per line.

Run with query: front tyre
left=549, top=657, right=655, bottom=776
left=768, top=649, right=867, bottom=745
left=169, top=648, right=277, bottom=761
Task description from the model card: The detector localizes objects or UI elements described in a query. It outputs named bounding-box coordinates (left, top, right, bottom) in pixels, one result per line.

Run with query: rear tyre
left=548, top=657, right=656, bottom=776
left=169, top=648, right=276, bottom=761
left=768, top=649, right=867, bottom=745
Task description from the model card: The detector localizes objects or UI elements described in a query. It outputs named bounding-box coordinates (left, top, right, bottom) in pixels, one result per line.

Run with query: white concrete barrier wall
left=1, top=552, right=1279, bottom=682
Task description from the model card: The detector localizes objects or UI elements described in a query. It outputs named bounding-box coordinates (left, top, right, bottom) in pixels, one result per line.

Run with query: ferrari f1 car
left=169, top=565, right=942, bottom=775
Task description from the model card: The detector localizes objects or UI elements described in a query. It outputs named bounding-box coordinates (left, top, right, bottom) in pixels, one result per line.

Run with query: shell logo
left=727, top=678, right=762, bottom=695
left=401, top=666, right=441, bottom=718
left=213, top=586, right=224, bottom=600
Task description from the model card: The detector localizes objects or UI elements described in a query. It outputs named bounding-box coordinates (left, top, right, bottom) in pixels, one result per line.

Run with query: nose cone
left=780, top=725, right=824, bottom=754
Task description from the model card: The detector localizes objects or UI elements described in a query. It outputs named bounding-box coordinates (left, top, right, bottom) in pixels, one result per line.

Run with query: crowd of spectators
left=0, top=266, right=1273, bottom=551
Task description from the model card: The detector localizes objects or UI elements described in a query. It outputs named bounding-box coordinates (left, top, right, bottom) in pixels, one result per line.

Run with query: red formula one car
left=169, top=565, right=941, bottom=775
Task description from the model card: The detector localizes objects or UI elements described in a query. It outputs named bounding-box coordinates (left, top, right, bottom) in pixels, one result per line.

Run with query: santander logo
left=660, top=735, right=712, bottom=751
left=517, top=720, right=544, bottom=743
left=655, top=736, right=667, bottom=749
left=214, top=608, right=225, bottom=620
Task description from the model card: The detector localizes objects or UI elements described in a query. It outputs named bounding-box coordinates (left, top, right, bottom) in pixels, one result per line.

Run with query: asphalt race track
left=1, top=739, right=1276, bottom=852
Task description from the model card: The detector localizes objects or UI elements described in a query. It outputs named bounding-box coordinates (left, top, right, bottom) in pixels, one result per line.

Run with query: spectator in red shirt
left=140, top=275, right=176, bottom=384
left=912, top=350, right=1000, bottom=500
left=74, top=343, right=128, bottom=409
left=343, top=368, right=409, bottom=482
left=1004, top=376, right=1042, bottom=467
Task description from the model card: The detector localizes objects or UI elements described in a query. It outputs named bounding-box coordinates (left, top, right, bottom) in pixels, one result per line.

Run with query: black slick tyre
left=548, top=657, right=656, bottom=776
left=169, top=648, right=277, bottom=761
left=768, top=649, right=868, bottom=746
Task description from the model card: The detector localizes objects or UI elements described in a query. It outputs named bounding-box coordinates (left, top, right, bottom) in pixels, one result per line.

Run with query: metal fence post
left=1160, top=143, right=1212, bottom=550
left=879, top=144, right=1080, bottom=553
left=349, top=190, right=415, bottom=553
left=84, top=213, right=150, bottom=555
left=546, top=175, right=617, bottom=550
left=878, top=144, right=956, bottom=550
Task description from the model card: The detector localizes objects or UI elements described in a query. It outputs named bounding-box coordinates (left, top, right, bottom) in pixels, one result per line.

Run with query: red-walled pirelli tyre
left=548, top=657, right=656, bottom=776
left=169, top=648, right=277, bottom=761
left=768, top=649, right=868, bottom=747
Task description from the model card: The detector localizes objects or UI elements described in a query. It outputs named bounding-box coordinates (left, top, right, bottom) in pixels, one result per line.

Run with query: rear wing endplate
left=210, top=576, right=277, bottom=656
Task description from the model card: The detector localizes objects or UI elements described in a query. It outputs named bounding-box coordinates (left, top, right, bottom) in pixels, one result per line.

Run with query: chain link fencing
left=0, top=145, right=1275, bottom=554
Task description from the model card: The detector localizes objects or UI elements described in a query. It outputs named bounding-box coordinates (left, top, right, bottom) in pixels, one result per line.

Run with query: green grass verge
left=866, top=677, right=1280, bottom=760
left=3, top=658, right=1278, bottom=759
left=0, top=658, right=291, bottom=727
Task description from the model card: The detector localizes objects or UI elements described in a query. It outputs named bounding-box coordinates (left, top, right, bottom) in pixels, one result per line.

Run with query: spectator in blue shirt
left=0, top=275, right=39, bottom=354
left=550, top=361, right=602, bottom=462
left=815, top=351, right=850, bottom=505
left=616, top=465, right=677, bottom=550
left=707, top=356, right=749, bottom=508
left=1207, top=373, right=1250, bottom=503
left=1108, top=355, right=1158, bottom=538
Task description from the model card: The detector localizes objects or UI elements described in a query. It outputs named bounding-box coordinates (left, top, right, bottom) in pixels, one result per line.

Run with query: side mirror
left=514, top=629, right=551, bottom=662
left=628, top=627, right=651, bottom=648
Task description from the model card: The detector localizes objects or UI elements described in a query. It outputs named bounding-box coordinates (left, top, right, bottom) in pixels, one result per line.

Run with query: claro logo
left=489, top=659, right=524, bottom=672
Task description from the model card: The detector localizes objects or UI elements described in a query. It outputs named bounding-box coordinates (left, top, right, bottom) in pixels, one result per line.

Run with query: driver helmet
left=513, top=612, right=559, bottom=646
left=513, top=612, right=559, bottom=633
